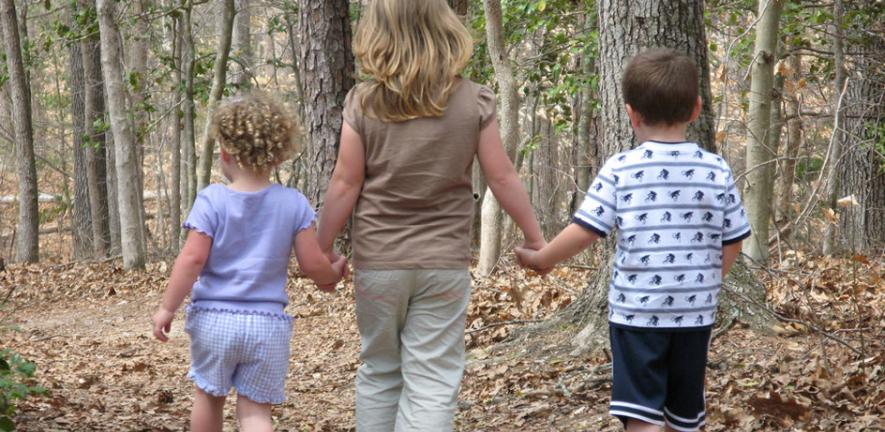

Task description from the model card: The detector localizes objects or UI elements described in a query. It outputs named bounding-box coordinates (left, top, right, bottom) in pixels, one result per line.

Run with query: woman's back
left=343, top=78, right=496, bottom=269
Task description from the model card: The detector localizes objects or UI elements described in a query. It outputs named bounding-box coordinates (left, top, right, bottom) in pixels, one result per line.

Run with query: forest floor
left=2, top=253, right=883, bottom=431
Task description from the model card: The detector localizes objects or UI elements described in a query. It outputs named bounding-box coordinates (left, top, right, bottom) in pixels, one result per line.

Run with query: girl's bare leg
left=237, top=394, right=273, bottom=432
left=192, top=388, right=225, bottom=432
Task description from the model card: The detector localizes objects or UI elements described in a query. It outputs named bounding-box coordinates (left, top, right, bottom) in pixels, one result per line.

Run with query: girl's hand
left=152, top=307, right=176, bottom=342
left=317, top=255, right=348, bottom=293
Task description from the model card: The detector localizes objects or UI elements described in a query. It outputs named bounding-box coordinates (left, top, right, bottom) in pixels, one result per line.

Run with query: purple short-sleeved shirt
left=183, top=184, right=316, bottom=314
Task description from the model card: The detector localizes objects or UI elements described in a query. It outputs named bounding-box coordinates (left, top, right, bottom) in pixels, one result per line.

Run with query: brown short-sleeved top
left=342, top=79, right=496, bottom=269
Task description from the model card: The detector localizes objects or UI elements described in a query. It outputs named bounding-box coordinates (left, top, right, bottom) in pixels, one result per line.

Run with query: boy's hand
left=152, top=307, right=175, bottom=342
left=514, top=246, right=552, bottom=275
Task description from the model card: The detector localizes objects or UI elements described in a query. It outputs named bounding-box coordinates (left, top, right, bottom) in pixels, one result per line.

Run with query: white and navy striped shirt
left=575, top=141, right=751, bottom=330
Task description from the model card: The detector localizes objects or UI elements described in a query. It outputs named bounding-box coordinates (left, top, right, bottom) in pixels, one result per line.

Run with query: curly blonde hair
left=209, top=93, right=300, bottom=170
left=353, top=0, right=473, bottom=122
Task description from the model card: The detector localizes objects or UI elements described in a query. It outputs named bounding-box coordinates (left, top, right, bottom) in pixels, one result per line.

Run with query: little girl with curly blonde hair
left=151, top=94, right=346, bottom=432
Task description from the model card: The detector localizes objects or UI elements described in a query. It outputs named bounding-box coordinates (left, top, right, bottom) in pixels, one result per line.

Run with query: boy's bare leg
left=626, top=419, right=662, bottom=432
left=237, top=394, right=273, bottom=432
left=192, top=388, right=225, bottom=432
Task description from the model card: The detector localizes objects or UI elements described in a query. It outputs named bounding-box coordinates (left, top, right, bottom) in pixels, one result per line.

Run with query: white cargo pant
left=354, top=269, right=472, bottom=432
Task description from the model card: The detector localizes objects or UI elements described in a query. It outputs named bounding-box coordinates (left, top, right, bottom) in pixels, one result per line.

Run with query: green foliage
left=796, top=156, right=823, bottom=181
left=0, top=350, right=45, bottom=432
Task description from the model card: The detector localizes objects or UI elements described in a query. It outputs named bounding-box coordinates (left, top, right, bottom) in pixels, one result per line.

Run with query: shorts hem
left=664, top=420, right=706, bottom=432
left=610, top=410, right=665, bottom=427
left=235, top=388, right=285, bottom=405
left=188, top=370, right=229, bottom=398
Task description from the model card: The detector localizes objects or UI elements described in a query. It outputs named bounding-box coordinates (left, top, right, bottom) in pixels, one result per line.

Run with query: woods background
left=0, top=0, right=883, bottom=430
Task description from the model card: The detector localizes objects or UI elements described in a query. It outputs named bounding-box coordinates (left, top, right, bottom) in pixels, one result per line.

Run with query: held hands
left=151, top=307, right=175, bottom=342
left=514, top=240, right=553, bottom=276
left=317, top=252, right=348, bottom=293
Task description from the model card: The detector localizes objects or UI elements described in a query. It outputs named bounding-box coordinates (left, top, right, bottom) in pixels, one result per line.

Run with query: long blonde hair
left=353, top=0, right=473, bottom=122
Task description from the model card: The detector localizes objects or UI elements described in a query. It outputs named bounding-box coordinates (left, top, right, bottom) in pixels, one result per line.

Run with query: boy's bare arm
left=517, top=223, right=600, bottom=270
left=477, top=119, right=545, bottom=248
left=722, top=241, right=742, bottom=276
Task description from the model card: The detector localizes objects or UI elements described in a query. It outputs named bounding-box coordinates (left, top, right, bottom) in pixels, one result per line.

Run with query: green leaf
left=0, top=416, right=13, bottom=432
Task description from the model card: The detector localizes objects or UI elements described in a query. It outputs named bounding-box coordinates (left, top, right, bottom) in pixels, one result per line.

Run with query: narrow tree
left=742, top=0, right=785, bottom=264
left=196, top=0, right=236, bottom=192
left=775, top=54, right=802, bottom=226
left=169, top=11, right=183, bottom=248
left=69, top=32, right=93, bottom=259
left=299, top=0, right=355, bottom=204
left=822, top=0, right=847, bottom=256
left=97, top=0, right=147, bottom=269
left=80, top=0, right=111, bottom=257
left=181, top=0, right=197, bottom=211
left=1, top=0, right=39, bottom=262
left=233, top=0, right=253, bottom=89
left=477, top=0, right=519, bottom=276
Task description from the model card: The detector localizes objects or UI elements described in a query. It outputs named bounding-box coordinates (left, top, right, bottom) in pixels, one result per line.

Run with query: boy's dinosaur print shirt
left=575, top=141, right=751, bottom=330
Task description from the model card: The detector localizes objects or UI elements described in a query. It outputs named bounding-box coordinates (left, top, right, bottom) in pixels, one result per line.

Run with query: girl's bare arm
left=316, top=122, right=366, bottom=254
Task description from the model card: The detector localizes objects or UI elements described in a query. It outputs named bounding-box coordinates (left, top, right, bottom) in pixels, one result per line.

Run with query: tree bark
left=196, top=0, right=236, bottom=192
left=448, top=0, right=468, bottom=17
left=70, top=33, right=93, bottom=259
left=299, top=0, right=355, bottom=205
left=742, top=0, right=784, bottom=264
left=181, top=0, right=197, bottom=213
left=478, top=0, right=520, bottom=277
left=130, top=0, right=151, bottom=245
left=233, top=0, right=252, bottom=89
left=569, top=0, right=724, bottom=353
left=170, top=11, right=183, bottom=249
left=1, top=0, right=39, bottom=262
left=775, top=54, right=802, bottom=226
left=97, top=0, right=147, bottom=269
left=822, top=0, right=846, bottom=256
left=836, top=23, right=885, bottom=252
left=80, top=0, right=111, bottom=257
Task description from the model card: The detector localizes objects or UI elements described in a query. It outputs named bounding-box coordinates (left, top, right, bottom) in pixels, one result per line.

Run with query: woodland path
left=3, top=257, right=883, bottom=431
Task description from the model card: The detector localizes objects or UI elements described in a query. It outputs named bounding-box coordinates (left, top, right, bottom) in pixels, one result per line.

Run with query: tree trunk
left=170, top=12, right=183, bottom=249
left=299, top=0, right=355, bottom=205
left=233, top=0, right=253, bottom=89
left=775, top=54, right=802, bottom=226
left=741, top=0, right=784, bottom=264
left=130, top=0, right=151, bottom=246
left=97, top=0, right=147, bottom=269
left=181, top=0, right=197, bottom=213
left=836, top=26, right=885, bottom=252
left=1, top=0, right=39, bottom=263
left=196, top=0, right=236, bottom=192
left=80, top=0, right=111, bottom=257
left=477, top=0, right=520, bottom=276
left=569, top=0, right=725, bottom=354
left=69, top=33, right=93, bottom=259
left=822, top=0, right=846, bottom=256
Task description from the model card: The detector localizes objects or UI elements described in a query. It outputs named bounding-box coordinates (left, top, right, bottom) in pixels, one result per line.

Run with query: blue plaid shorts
left=184, top=305, right=293, bottom=404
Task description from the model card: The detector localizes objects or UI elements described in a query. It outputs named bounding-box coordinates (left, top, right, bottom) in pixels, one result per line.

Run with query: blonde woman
left=316, top=1, right=545, bottom=430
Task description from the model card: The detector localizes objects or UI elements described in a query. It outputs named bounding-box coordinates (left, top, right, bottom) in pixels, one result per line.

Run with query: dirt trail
left=4, top=258, right=884, bottom=431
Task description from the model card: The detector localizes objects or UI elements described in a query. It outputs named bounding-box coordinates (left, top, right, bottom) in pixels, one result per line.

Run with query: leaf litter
left=1, top=253, right=882, bottom=431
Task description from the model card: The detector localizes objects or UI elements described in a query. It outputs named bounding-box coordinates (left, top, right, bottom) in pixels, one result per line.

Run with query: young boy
left=516, top=49, right=751, bottom=432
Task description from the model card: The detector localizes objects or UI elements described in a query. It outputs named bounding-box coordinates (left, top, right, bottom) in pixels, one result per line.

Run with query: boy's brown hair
left=622, top=48, right=699, bottom=126
left=209, top=93, right=300, bottom=170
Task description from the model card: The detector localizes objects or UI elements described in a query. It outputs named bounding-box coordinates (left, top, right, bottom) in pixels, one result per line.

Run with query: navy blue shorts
left=609, top=324, right=711, bottom=431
